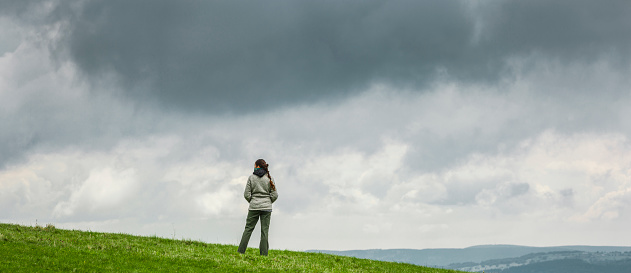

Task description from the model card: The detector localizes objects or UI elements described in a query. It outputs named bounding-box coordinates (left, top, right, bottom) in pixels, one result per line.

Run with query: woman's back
left=244, top=172, right=278, bottom=210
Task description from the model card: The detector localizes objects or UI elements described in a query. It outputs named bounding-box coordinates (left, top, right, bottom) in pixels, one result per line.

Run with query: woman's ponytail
left=255, top=159, right=276, bottom=191
left=267, top=169, right=276, bottom=191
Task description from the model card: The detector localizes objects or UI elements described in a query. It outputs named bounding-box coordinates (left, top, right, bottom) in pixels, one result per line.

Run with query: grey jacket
left=244, top=174, right=278, bottom=210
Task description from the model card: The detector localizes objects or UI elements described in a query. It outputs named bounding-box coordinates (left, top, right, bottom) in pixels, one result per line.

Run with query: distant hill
left=447, top=250, right=631, bottom=272
left=498, top=258, right=631, bottom=273
left=308, top=245, right=631, bottom=272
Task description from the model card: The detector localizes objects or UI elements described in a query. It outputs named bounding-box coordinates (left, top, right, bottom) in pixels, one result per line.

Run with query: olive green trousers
left=237, top=210, right=271, bottom=255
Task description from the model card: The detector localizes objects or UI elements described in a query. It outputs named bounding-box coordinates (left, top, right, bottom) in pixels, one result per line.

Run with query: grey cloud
left=510, top=183, right=530, bottom=197
left=18, top=0, right=629, bottom=113
left=560, top=188, right=574, bottom=197
left=559, top=188, right=574, bottom=207
left=0, top=0, right=41, bottom=17
left=432, top=181, right=529, bottom=207
left=60, top=0, right=470, bottom=112
left=479, top=0, right=631, bottom=64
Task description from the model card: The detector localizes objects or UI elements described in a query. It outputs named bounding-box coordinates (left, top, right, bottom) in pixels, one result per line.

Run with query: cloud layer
left=2, top=0, right=631, bottom=250
left=5, top=0, right=631, bottom=112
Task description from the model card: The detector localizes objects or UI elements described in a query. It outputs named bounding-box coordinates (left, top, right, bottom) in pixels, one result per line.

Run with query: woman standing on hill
left=237, top=159, right=278, bottom=256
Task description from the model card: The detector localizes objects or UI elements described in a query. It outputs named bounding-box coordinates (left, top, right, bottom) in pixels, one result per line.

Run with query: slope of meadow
left=0, top=223, right=461, bottom=272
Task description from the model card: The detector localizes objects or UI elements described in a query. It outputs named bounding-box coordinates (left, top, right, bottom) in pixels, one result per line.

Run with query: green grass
left=0, top=223, right=463, bottom=272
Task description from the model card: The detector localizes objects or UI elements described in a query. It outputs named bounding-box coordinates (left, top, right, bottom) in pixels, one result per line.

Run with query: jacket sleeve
left=270, top=178, right=278, bottom=203
left=244, top=177, right=252, bottom=202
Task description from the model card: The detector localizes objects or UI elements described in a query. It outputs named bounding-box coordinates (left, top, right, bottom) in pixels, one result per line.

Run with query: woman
left=237, top=159, right=278, bottom=256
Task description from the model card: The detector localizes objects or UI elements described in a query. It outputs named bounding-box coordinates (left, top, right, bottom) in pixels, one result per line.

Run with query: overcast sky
left=2, top=0, right=631, bottom=251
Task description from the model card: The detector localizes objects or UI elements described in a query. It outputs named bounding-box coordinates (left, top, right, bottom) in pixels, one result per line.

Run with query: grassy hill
left=0, top=223, right=462, bottom=272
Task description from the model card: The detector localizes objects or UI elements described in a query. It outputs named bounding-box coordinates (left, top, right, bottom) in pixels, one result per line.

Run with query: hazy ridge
left=309, top=245, right=631, bottom=272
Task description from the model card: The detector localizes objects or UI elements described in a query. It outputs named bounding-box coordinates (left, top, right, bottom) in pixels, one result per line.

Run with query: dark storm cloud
left=7, top=0, right=631, bottom=113
left=481, top=1, right=631, bottom=63
left=58, top=0, right=472, bottom=112
left=31, top=0, right=625, bottom=112
left=0, top=1, right=39, bottom=16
